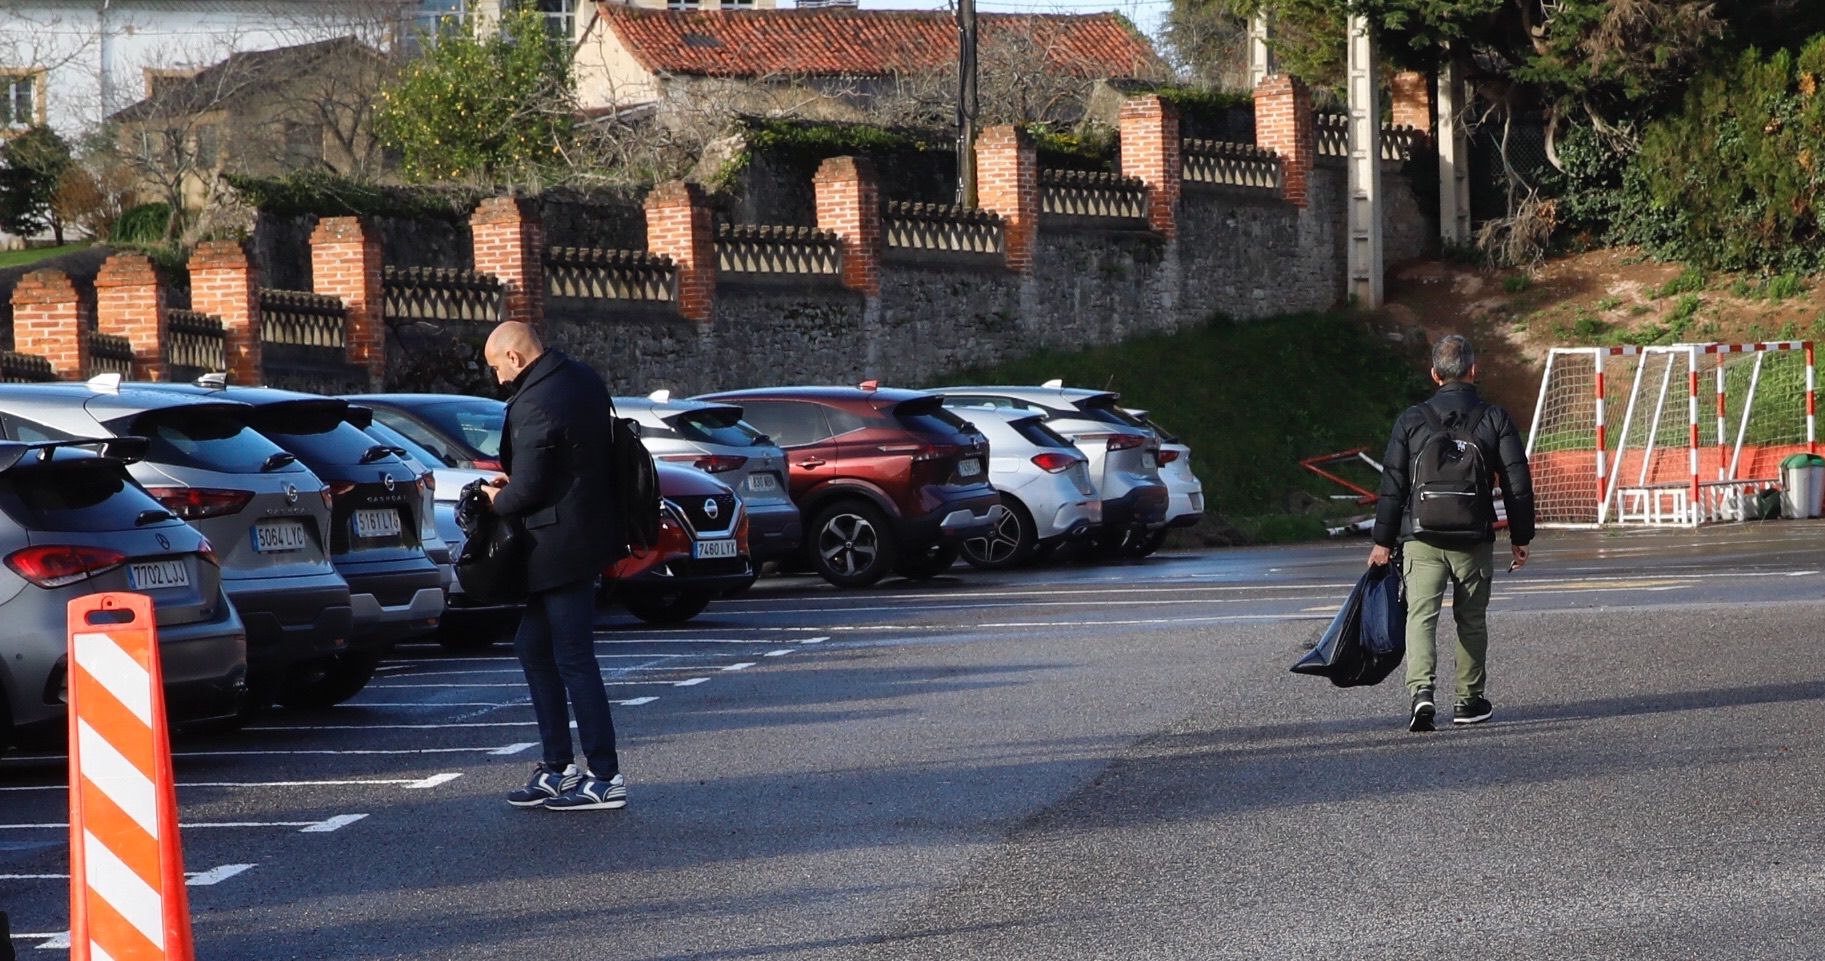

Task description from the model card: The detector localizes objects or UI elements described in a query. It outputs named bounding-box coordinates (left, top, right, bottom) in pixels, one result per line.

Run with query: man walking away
left=482, top=321, right=628, bottom=809
left=1368, top=334, right=1536, bottom=733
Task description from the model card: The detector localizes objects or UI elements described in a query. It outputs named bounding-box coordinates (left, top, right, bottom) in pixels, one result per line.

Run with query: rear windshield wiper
left=261, top=451, right=297, bottom=471
left=359, top=444, right=404, bottom=464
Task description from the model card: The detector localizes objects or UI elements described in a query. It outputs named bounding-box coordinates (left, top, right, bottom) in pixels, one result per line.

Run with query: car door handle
left=799, top=458, right=825, bottom=468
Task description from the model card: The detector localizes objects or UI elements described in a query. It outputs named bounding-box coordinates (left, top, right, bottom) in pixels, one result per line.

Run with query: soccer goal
left=1526, top=342, right=1817, bottom=526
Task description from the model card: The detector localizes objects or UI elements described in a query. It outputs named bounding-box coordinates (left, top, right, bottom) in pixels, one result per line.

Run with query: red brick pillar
left=471, top=196, right=545, bottom=326
left=1390, top=70, right=1432, bottom=140
left=310, top=216, right=385, bottom=388
left=1253, top=74, right=1317, bottom=208
left=813, top=156, right=882, bottom=296
left=95, top=251, right=168, bottom=381
left=644, top=181, right=715, bottom=323
left=1119, top=95, right=1182, bottom=239
left=975, top=125, right=1038, bottom=273
left=190, top=239, right=263, bottom=386
left=10, top=269, right=88, bottom=380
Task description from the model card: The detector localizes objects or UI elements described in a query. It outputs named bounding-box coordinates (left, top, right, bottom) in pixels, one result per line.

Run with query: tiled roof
left=600, top=7, right=1160, bottom=79
left=109, top=36, right=383, bottom=122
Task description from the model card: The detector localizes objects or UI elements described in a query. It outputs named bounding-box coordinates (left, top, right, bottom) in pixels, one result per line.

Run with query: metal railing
left=258, top=289, right=346, bottom=348
left=715, top=224, right=842, bottom=276
left=1182, top=140, right=1283, bottom=192
left=166, top=309, right=226, bottom=376
left=382, top=266, right=504, bottom=323
left=1316, top=114, right=1426, bottom=161
left=1040, top=169, right=1148, bottom=222
left=0, top=351, right=54, bottom=383
left=544, top=247, right=676, bottom=302
left=89, top=333, right=134, bottom=379
left=883, top=202, right=1004, bottom=255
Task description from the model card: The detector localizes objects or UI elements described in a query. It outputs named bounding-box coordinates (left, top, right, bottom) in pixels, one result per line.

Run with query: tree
left=374, top=9, right=579, bottom=186
left=0, top=125, right=73, bottom=242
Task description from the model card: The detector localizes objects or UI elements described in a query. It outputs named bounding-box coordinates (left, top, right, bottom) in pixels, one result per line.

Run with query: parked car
left=0, top=438, right=248, bottom=758
left=1120, top=408, right=1205, bottom=557
left=942, top=406, right=1100, bottom=569
left=936, top=382, right=1167, bottom=557
left=351, top=393, right=755, bottom=623
left=130, top=383, right=444, bottom=707
left=358, top=415, right=520, bottom=649
left=693, top=383, right=1003, bottom=587
left=0, top=380, right=351, bottom=710
left=620, top=390, right=802, bottom=564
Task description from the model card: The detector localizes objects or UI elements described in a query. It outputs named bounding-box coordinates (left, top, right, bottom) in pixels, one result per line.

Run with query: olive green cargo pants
left=1401, top=538, right=1495, bottom=700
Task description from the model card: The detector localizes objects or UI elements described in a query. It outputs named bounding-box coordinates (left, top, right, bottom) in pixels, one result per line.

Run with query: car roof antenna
left=195, top=372, right=229, bottom=390
left=648, top=389, right=671, bottom=403
left=87, top=372, right=122, bottom=393
left=1041, top=378, right=1063, bottom=389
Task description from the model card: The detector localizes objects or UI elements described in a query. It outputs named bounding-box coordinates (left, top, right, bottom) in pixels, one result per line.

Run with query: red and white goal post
left=1525, top=342, right=1817, bottom=526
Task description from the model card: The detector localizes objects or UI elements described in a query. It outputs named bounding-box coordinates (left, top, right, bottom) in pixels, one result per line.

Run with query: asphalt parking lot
left=5, top=523, right=1825, bottom=960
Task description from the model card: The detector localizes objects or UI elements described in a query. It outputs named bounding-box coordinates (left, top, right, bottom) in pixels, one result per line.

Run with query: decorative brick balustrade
left=715, top=224, right=843, bottom=276
left=545, top=247, right=677, bottom=301
left=1040, top=169, right=1150, bottom=222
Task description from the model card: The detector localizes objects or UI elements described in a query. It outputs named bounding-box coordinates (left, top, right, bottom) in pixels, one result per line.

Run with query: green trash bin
left=1809, top=454, right=1825, bottom=517
left=1781, top=453, right=1815, bottom=519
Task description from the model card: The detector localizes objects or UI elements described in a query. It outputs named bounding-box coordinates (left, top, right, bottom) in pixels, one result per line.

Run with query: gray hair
left=1431, top=335, right=1475, bottom=381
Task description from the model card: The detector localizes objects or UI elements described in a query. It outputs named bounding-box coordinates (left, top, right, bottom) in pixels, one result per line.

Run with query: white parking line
left=489, top=743, right=536, bottom=755
left=0, top=773, right=464, bottom=793
left=674, top=677, right=709, bottom=687
left=340, top=701, right=524, bottom=708
left=187, top=863, right=256, bottom=885
left=377, top=666, right=725, bottom=678
left=722, top=662, right=756, bottom=671
left=762, top=649, right=794, bottom=657
left=392, top=654, right=695, bottom=664
left=0, top=816, right=365, bottom=832
left=620, top=697, right=658, bottom=706
left=366, top=681, right=695, bottom=688
left=300, top=814, right=368, bottom=833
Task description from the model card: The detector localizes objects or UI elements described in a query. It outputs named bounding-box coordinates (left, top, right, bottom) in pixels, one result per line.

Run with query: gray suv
left=0, top=438, right=247, bottom=757
left=0, top=381, right=351, bottom=709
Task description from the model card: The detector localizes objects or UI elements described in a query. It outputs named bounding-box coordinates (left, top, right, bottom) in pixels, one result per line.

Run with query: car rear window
left=0, top=458, right=153, bottom=532
left=363, top=419, right=441, bottom=471
left=666, top=407, right=769, bottom=448
left=254, top=402, right=402, bottom=468
left=118, top=407, right=293, bottom=473
left=892, top=396, right=973, bottom=437
left=408, top=400, right=505, bottom=459
left=1011, top=417, right=1077, bottom=450
left=1072, top=396, right=1142, bottom=429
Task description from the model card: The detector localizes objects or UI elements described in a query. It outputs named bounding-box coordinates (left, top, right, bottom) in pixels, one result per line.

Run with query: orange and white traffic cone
left=65, top=592, right=195, bottom=961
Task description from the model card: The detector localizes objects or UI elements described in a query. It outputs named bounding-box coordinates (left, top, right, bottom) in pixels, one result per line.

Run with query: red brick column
left=813, top=156, right=882, bottom=296
left=1390, top=70, right=1432, bottom=141
left=10, top=269, right=88, bottom=380
left=1253, top=75, right=1317, bottom=208
left=190, top=240, right=263, bottom=386
left=1119, top=95, right=1182, bottom=239
left=95, top=251, right=167, bottom=381
left=644, top=181, right=715, bottom=323
left=975, top=125, right=1038, bottom=273
left=310, top=216, right=384, bottom=388
left=471, top=196, right=545, bottom=326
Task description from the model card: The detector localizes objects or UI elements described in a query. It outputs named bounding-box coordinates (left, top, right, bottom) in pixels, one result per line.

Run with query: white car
left=1120, top=409, right=1205, bottom=557
left=946, top=406, right=1101, bottom=568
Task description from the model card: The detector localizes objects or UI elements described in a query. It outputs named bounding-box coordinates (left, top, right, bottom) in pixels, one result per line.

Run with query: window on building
left=1, top=71, right=42, bottom=129
left=413, top=0, right=465, bottom=45
left=511, top=0, right=573, bottom=39
left=667, top=0, right=700, bottom=10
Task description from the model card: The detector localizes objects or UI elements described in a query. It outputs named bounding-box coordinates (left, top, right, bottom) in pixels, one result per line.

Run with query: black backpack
left=1408, top=402, right=1495, bottom=545
left=608, top=398, right=659, bottom=557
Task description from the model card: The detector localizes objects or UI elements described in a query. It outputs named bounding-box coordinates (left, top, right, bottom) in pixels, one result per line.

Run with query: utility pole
left=957, top=0, right=979, bottom=206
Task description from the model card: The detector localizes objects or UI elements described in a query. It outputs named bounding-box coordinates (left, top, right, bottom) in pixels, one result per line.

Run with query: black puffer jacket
left=1371, top=381, right=1536, bottom=548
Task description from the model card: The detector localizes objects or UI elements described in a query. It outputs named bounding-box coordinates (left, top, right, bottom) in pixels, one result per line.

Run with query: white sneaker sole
left=544, top=798, right=627, bottom=811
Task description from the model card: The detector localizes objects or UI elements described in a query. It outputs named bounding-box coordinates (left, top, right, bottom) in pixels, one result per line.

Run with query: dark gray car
left=0, top=381, right=351, bottom=710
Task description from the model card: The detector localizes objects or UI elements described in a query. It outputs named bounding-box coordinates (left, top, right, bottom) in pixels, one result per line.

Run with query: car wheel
left=962, top=498, right=1036, bottom=570
left=1122, top=528, right=1169, bottom=559
left=809, top=501, right=899, bottom=588
left=1085, top=528, right=1130, bottom=562
left=896, top=543, right=960, bottom=580
left=624, top=589, right=713, bottom=624
left=278, top=651, right=381, bottom=709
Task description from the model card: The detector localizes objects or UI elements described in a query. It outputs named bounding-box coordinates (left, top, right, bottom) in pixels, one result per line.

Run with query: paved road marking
left=0, top=774, right=465, bottom=793
left=1, top=816, right=365, bottom=832
left=762, top=649, right=794, bottom=657
left=675, top=677, right=709, bottom=687
left=621, top=696, right=659, bottom=706
left=5, top=863, right=255, bottom=886
left=489, top=742, right=536, bottom=755
left=406, top=773, right=464, bottom=789
left=366, top=680, right=699, bottom=689
left=722, top=662, right=756, bottom=671
left=340, top=701, right=527, bottom=708
left=300, top=813, right=368, bottom=833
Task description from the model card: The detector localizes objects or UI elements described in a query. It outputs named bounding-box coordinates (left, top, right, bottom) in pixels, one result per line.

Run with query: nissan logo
left=703, top=498, right=720, bottom=520
left=155, top=533, right=171, bottom=551
left=283, top=482, right=299, bottom=505
left=383, top=474, right=396, bottom=492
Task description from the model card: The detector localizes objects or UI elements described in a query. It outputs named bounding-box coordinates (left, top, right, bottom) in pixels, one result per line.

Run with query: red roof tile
left=599, top=7, right=1160, bottom=80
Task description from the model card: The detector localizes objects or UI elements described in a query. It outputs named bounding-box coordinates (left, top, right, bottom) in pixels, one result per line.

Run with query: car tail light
left=319, top=485, right=334, bottom=509
left=1030, top=451, right=1078, bottom=473
left=329, top=481, right=357, bottom=499
left=197, top=537, right=218, bottom=566
left=7, top=545, right=127, bottom=589
left=472, top=458, right=502, bottom=471
left=661, top=453, right=748, bottom=474
left=143, top=487, right=254, bottom=520
left=420, top=472, right=435, bottom=493
left=1157, top=449, right=1181, bottom=465
left=1107, top=434, right=1145, bottom=452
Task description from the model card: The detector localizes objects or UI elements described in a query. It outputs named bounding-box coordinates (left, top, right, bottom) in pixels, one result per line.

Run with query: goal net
left=1526, top=342, right=1817, bottom=526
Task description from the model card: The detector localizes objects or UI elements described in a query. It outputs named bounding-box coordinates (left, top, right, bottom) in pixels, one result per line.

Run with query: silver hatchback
left=0, top=381, right=351, bottom=707
left=0, top=438, right=247, bottom=757
left=620, top=391, right=802, bottom=564
left=946, top=406, right=1100, bottom=569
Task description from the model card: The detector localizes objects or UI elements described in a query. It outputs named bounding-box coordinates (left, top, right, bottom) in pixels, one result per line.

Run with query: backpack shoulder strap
left=1415, top=402, right=1445, bottom=434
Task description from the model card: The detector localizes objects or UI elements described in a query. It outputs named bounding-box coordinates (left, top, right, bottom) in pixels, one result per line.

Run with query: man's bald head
left=484, top=321, right=545, bottom=386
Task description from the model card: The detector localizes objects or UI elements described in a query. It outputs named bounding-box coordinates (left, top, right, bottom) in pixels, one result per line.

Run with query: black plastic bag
left=453, top=479, right=527, bottom=605
left=1290, top=562, right=1407, bottom=687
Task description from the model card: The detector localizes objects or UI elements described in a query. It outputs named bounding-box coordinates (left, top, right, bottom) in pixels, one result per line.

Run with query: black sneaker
left=544, top=772, right=627, bottom=812
left=1408, top=689, right=1436, bottom=733
left=507, top=762, right=579, bottom=808
left=1453, top=697, right=1494, bottom=725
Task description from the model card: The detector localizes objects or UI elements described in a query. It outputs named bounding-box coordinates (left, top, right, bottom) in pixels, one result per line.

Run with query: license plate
left=252, top=519, right=310, bottom=553
left=747, top=472, right=780, bottom=493
left=958, top=458, right=983, bottom=477
left=129, top=559, right=190, bottom=590
left=353, top=508, right=403, bottom=539
left=693, top=538, right=738, bottom=560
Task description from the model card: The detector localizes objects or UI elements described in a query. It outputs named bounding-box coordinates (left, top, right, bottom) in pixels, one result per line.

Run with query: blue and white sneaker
left=507, top=763, right=579, bottom=808
left=544, top=772, right=627, bottom=811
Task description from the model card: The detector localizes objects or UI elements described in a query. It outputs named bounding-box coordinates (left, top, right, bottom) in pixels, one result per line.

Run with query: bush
left=113, top=203, right=172, bottom=244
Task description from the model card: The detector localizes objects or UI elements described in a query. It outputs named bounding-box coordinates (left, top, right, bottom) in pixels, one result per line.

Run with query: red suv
left=694, top=384, right=1003, bottom=588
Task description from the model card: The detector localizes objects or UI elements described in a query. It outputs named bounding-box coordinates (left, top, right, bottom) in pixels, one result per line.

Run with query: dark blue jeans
left=513, top=577, right=619, bottom=778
